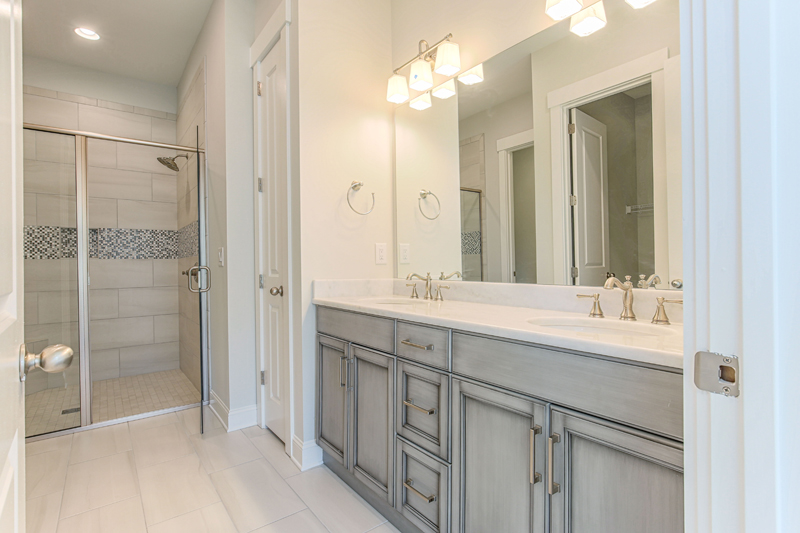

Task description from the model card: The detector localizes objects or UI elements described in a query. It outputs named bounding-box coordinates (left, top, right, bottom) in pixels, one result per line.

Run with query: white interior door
left=0, top=1, right=25, bottom=530
left=570, top=108, right=610, bottom=286
left=256, top=29, right=290, bottom=443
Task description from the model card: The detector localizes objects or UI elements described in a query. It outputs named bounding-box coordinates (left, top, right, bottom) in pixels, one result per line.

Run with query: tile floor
left=25, top=369, right=201, bottom=437
left=25, top=406, right=400, bottom=533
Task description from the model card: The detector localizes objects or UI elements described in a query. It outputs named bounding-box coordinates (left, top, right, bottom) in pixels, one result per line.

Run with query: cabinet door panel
left=317, top=336, right=348, bottom=466
left=351, top=346, right=394, bottom=504
left=549, top=408, right=684, bottom=533
left=452, top=378, right=546, bottom=533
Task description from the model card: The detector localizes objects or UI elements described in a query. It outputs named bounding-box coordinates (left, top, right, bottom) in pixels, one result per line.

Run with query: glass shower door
left=22, top=129, right=83, bottom=437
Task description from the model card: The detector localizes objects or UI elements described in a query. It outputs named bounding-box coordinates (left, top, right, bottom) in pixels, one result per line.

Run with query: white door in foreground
left=256, top=28, right=290, bottom=443
left=0, top=1, right=26, bottom=531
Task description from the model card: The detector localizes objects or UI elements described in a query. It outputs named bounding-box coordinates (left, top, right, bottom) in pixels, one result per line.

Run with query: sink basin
left=361, top=298, right=430, bottom=306
left=527, top=317, right=677, bottom=338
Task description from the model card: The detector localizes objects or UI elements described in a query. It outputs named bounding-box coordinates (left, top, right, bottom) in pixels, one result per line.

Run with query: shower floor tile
left=25, top=369, right=200, bottom=437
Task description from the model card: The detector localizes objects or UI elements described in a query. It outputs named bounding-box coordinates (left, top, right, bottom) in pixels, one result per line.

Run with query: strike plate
left=694, top=351, right=739, bottom=397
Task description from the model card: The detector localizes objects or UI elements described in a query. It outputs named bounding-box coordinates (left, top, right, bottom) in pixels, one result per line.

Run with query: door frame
left=497, top=128, right=535, bottom=283
left=251, top=2, right=292, bottom=447
left=547, top=48, right=676, bottom=286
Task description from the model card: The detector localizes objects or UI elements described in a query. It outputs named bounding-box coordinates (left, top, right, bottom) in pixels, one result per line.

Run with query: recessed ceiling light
left=74, top=28, right=100, bottom=41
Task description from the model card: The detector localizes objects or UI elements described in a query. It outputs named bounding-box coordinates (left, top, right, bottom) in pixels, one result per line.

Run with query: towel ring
left=347, top=181, right=375, bottom=215
left=418, top=189, right=441, bottom=220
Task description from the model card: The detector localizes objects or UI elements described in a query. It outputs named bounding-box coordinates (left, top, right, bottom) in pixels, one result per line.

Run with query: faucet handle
left=406, top=283, right=419, bottom=299
left=638, top=274, right=647, bottom=288
left=434, top=284, right=450, bottom=301
left=625, top=275, right=632, bottom=282
left=577, top=294, right=604, bottom=318
left=652, top=297, right=683, bottom=325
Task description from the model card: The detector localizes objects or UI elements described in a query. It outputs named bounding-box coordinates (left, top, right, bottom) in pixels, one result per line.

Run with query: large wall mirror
left=394, top=0, right=682, bottom=290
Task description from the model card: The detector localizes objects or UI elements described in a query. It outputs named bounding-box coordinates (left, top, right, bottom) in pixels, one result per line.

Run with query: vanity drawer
left=396, top=321, right=450, bottom=370
left=396, top=438, right=450, bottom=533
left=317, top=306, right=395, bottom=354
left=452, top=333, right=683, bottom=440
left=397, top=360, right=450, bottom=461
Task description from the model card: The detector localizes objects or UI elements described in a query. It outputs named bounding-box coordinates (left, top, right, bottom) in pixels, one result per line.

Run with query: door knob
left=20, top=344, right=74, bottom=382
left=269, top=286, right=284, bottom=297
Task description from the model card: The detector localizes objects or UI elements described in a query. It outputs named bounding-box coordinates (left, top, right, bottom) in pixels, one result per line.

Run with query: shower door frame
left=23, top=122, right=209, bottom=438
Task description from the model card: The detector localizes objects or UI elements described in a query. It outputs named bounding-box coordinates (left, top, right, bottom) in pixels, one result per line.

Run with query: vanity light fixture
left=545, top=0, right=584, bottom=21
left=432, top=79, right=456, bottom=99
left=409, top=58, right=434, bottom=91
left=458, top=64, right=484, bottom=85
left=74, top=27, right=100, bottom=40
left=409, top=92, right=432, bottom=111
left=625, top=0, right=658, bottom=7
left=434, top=41, right=461, bottom=76
left=387, top=74, right=410, bottom=104
left=570, top=1, right=607, bottom=36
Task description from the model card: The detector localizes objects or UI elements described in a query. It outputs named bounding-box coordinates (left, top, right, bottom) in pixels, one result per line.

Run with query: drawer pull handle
left=530, top=425, right=542, bottom=484
left=404, top=478, right=437, bottom=503
left=403, top=399, right=437, bottom=415
left=548, top=433, right=561, bottom=495
left=401, top=340, right=434, bottom=351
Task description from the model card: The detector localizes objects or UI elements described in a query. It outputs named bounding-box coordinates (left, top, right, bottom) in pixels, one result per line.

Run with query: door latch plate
left=694, top=351, right=739, bottom=397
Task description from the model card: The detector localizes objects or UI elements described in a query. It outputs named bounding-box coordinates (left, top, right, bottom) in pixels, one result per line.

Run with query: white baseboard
left=291, top=434, right=323, bottom=471
left=208, top=390, right=257, bottom=432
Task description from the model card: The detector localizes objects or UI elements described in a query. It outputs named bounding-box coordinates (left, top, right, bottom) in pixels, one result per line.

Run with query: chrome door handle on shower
left=188, top=266, right=211, bottom=293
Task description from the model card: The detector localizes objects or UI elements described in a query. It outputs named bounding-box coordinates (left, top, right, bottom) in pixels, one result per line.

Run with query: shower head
left=157, top=153, right=189, bottom=172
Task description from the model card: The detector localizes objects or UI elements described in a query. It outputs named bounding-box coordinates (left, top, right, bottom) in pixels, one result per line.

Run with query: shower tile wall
left=23, top=86, right=181, bottom=386
left=176, top=66, right=205, bottom=393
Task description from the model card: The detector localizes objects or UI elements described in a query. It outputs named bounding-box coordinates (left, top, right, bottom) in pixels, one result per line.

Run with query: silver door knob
left=19, top=344, right=74, bottom=382
left=269, top=286, right=284, bottom=297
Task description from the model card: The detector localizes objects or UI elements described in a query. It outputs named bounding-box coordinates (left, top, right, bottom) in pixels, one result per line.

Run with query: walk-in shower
left=22, top=125, right=209, bottom=438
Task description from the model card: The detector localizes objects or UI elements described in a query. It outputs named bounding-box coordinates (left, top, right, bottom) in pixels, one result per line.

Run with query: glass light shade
left=434, top=41, right=461, bottom=76
left=409, top=92, right=432, bottom=111
left=432, top=79, right=456, bottom=99
left=545, top=0, right=584, bottom=21
left=458, top=64, right=484, bottom=86
left=570, top=2, right=607, bottom=37
left=387, top=74, right=409, bottom=104
left=625, top=0, right=657, bottom=7
left=409, top=58, right=433, bottom=91
left=74, top=27, right=100, bottom=40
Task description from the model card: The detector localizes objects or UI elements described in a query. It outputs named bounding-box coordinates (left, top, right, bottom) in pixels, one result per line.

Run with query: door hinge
left=569, top=195, right=577, bottom=206
left=571, top=267, right=579, bottom=279
left=568, top=123, right=576, bottom=135
left=257, top=81, right=263, bottom=96
left=258, top=178, right=262, bottom=192
left=259, top=275, right=264, bottom=289
left=261, top=370, right=265, bottom=385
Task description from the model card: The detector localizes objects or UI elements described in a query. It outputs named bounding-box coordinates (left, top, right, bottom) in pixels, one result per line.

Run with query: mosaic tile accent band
left=462, top=230, right=482, bottom=256
left=24, top=224, right=199, bottom=260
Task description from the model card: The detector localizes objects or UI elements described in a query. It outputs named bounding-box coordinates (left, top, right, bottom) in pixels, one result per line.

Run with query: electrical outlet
left=218, top=247, right=225, bottom=267
left=399, top=244, right=410, bottom=264
left=375, top=243, right=387, bottom=265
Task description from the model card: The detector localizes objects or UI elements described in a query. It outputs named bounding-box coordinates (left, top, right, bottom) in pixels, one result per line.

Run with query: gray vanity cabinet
left=351, top=346, right=395, bottom=505
left=548, top=408, right=684, bottom=533
left=317, top=335, right=349, bottom=467
left=451, top=378, right=547, bottom=533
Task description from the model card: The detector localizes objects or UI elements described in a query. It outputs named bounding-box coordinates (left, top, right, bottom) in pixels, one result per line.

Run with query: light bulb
left=409, top=58, right=433, bottom=91
left=458, top=64, right=484, bottom=86
left=432, top=79, right=456, bottom=99
left=570, top=2, right=607, bottom=37
left=387, top=74, right=409, bottom=104
left=434, top=41, right=461, bottom=76
left=409, top=92, right=432, bottom=111
left=545, top=0, right=584, bottom=21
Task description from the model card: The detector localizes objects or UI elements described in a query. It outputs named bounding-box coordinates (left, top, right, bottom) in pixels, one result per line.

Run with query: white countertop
left=313, top=294, right=684, bottom=370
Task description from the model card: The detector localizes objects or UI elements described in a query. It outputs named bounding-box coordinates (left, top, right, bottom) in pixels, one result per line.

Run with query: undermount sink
left=527, top=317, right=678, bottom=338
left=361, top=297, right=430, bottom=306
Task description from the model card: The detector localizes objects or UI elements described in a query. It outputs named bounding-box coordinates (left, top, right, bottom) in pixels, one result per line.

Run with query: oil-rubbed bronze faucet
left=603, top=275, right=636, bottom=320
left=406, top=272, right=432, bottom=300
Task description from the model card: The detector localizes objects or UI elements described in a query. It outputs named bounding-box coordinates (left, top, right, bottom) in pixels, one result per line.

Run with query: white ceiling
left=23, top=0, right=214, bottom=87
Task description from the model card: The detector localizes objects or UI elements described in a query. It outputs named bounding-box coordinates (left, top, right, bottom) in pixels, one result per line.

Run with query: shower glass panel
left=87, top=138, right=202, bottom=423
left=460, top=188, right=483, bottom=281
left=22, top=130, right=82, bottom=437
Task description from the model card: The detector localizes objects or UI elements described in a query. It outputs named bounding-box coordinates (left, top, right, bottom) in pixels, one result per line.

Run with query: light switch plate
left=399, top=244, right=410, bottom=264
left=375, top=243, right=387, bottom=265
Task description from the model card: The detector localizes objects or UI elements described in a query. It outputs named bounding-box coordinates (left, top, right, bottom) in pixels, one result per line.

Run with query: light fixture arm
left=393, top=34, right=453, bottom=74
